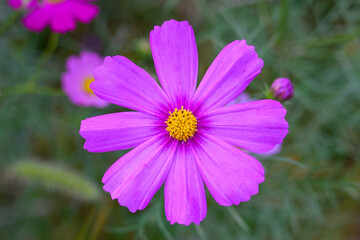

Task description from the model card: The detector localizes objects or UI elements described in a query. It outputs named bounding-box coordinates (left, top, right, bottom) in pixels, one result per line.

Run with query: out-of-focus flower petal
left=69, top=1, right=99, bottom=23
left=22, top=0, right=98, bottom=33
left=227, top=92, right=254, bottom=106
left=23, top=9, right=50, bottom=32
left=62, top=51, right=108, bottom=108
left=8, top=0, right=22, bottom=9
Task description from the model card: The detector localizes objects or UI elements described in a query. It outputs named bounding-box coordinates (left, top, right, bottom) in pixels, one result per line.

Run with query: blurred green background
left=1, top=0, right=360, bottom=239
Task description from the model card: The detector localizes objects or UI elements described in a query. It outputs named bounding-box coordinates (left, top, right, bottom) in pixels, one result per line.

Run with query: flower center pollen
left=46, top=0, right=64, bottom=4
left=166, top=106, right=197, bottom=142
left=83, top=77, right=95, bottom=95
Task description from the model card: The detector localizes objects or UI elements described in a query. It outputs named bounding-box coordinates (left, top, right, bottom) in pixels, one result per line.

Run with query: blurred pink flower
left=62, top=51, right=109, bottom=108
left=8, top=0, right=36, bottom=9
left=80, top=20, right=289, bottom=225
left=8, top=0, right=25, bottom=9
left=227, top=92, right=254, bottom=105
left=17, top=0, right=99, bottom=33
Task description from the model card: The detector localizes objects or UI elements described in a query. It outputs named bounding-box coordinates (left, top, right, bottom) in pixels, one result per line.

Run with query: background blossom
left=20, top=0, right=99, bottom=33
left=62, top=51, right=109, bottom=108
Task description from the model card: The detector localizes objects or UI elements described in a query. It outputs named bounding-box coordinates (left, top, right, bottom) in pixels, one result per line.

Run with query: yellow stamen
left=46, top=0, right=64, bottom=4
left=165, top=106, right=197, bottom=142
left=83, top=77, right=95, bottom=95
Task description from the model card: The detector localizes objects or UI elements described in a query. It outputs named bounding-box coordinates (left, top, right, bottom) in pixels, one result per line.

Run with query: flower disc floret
left=166, top=106, right=197, bottom=142
left=62, top=51, right=109, bottom=108
left=83, top=77, right=95, bottom=95
left=46, top=0, right=64, bottom=4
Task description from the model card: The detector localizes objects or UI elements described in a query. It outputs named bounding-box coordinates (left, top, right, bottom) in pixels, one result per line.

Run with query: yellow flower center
left=46, top=0, right=64, bottom=4
left=165, top=106, right=197, bottom=142
left=83, top=77, right=95, bottom=95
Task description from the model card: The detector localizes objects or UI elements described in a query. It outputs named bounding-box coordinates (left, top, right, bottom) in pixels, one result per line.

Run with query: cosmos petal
left=150, top=20, right=198, bottom=109
left=8, top=0, right=22, bottom=9
left=192, top=133, right=265, bottom=206
left=64, top=51, right=103, bottom=80
left=62, top=51, right=108, bottom=108
left=92, top=56, right=171, bottom=118
left=165, top=143, right=207, bottom=225
left=102, top=134, right=177, bottom=213
left=80, top=112, right=165, bottom=152
left=23, top=9, right=49, bottom=32
left=200, top=100, right=289, bottom=154
left=191, top=40, right=264, bottom=116
left=69, top=1, right=99, bottom=23
left=23, top=1, right=97, bottom=33
left=51, top=7, right=77, bottom=33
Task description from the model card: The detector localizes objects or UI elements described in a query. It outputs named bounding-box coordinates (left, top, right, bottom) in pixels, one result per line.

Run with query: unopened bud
left=270, top=78, right=294, bottom=101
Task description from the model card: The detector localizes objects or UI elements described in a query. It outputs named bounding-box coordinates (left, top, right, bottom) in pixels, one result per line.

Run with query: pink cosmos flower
left=18, top=0, right=99, bottom=33
left=62, top=51, right=109, bottom=108
left=80, top=20, right=289, bottom=225
left=8, top=0, right=28, bottom=9
left=8, top=0, right=38, bottom=9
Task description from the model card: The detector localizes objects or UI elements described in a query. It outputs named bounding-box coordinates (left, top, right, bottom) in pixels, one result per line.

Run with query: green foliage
left=9, top=160, right=100, bottom=202
left=0, top=0, right=359, bottom=239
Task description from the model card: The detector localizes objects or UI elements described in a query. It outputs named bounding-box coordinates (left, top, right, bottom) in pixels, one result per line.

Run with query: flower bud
left=270, top=78, right=294, bottom=101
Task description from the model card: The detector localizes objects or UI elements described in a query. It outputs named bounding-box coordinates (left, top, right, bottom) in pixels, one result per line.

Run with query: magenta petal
left=92, top=56, right=171, bottom=118
left=150, top=20, right=198, bottom=108
left=23, top=9, right=49, bottom=32
left=191, top=40, right=264, bottom=116
left=22, top=1, right=98, bottom=34
left=200, top=100, right=289, bottom=154
left=102, top=134, right=177, bottom=213
left=62, top=51, right=108, bottom=108
left=164, top=143, right=207, bottom=225
left=65, top=51, right=104, bottom=78
left=8, top=0, right=21, bottom=9
left=69, top=1, right=99, bottom=23
left=193, top=133, right=264, bottom=206
left=80, top=112, right=165, bottom=152
left=49, top=7, right=76, bottom=33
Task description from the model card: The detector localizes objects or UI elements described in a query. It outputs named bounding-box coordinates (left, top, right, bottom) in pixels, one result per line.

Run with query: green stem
left=89, top=201, right=113, bottom=240
left=263, top=83, right=274, bottom=99
left=76, top=206, right=96, bottom=240
left=40, top=33, right=60, bottom=65
left=27, top=33, right=60, bottom=88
